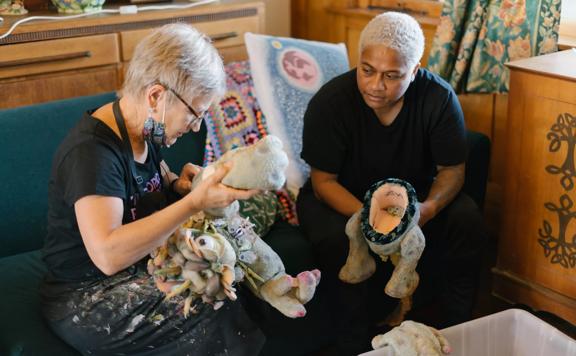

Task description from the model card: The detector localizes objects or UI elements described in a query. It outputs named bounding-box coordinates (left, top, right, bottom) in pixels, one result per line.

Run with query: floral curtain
left=427, top=0, right=562, bottom=93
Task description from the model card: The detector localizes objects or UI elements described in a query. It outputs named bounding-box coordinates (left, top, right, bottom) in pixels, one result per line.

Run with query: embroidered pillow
left=244, top=33, right=349, bottom=196
left=203, top=61, right=297, bottom=225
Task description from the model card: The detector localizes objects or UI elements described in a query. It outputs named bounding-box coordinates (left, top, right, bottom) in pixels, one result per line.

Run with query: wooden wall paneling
left=308, top=0, right=337, bottom=42
left=366, top=0, right=443, bottom=17
left=458, top=93, right=499, bottom=234
left=345, top=16, right=370, bottom=67
left=484, top=93, right=508, bottom=236
left=291, top=0, right=356, bottom=42
left=291, top=0, right=309, bottom=38
left=458, top=94, right=494, bottom=139
left=329, top=10, right=348, bottom=49
left=492, top=93, right=509, bottom=185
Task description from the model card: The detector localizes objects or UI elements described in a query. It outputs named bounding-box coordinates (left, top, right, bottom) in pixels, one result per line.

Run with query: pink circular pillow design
left=278, top=48, right=322, bottom=92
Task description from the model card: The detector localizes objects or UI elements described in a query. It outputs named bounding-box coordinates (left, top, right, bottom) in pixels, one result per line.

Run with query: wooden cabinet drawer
left=0, top=65, right=119, bottom=109
left=120, top=16, right=260, bottom=62
left=0, top=34, right=120, bottom=80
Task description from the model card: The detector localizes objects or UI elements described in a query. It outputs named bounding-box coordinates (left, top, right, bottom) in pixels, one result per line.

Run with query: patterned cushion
left=203, top=61, right=297, bottom=226
left=244, top=33, right=350, bottom=195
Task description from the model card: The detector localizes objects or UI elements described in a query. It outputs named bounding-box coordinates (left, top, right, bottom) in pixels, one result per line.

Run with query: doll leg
left=339, top=210, right=377, bottom=283
left=384, top=226, right=425, bottom=299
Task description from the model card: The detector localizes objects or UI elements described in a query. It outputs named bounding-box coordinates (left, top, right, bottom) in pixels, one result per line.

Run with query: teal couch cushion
left=0, top=93, right=116, bottom=257
left=0, top=250, right=79, bottom=355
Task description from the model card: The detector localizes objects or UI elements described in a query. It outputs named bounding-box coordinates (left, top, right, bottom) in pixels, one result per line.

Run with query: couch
left=0, top=65, right=490, bottom=356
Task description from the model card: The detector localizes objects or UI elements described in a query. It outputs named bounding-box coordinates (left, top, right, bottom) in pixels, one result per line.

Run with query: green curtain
left=427, top=0, right=562, bottom=93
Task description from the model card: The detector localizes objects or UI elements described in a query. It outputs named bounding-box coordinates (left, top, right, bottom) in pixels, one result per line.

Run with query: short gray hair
left=121, top=23, right=225, bottom=104
left=359, top=12, right=425, bottom=68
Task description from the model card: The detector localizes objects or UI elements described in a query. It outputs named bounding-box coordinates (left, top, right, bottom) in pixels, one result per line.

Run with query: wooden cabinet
left=0, top=0, right=264, bottom=109
left=493, top=50, right=576, bottom=324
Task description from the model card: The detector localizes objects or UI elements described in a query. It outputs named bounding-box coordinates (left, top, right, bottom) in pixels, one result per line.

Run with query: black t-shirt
left=301, top=68, right=467, bottom=201
left=43, top=112, right=164, bottom=282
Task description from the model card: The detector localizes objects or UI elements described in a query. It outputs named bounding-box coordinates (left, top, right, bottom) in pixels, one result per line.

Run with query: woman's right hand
left=188, top=162, right=259, bottom=211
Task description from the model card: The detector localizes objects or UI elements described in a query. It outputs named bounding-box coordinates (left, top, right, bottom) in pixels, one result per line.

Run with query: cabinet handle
left=210, top=32, right=238, bottom=42
left=0, top=51, right=92, bottom=68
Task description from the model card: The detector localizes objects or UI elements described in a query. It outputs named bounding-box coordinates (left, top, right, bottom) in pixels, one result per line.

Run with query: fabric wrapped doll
left=148, top=135, right=321, bottom=318
left=339, top=178, right=425, bottom=326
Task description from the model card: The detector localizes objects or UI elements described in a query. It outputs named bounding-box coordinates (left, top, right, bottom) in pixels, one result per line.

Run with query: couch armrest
left=463, top=130, right=491, bottom=210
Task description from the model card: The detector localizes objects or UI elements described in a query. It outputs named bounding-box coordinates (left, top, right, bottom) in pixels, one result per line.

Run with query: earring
left=142, top=107, right=166, bottom=146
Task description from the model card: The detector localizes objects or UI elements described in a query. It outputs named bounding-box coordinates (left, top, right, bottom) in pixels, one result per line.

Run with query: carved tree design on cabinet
left=540, top=112, right=576, bottom=269
left=545, top=113, right=576, bottom=190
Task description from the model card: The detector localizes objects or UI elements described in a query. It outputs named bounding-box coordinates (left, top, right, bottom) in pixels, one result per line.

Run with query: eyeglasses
left=159, top=83, right=206, bottom=126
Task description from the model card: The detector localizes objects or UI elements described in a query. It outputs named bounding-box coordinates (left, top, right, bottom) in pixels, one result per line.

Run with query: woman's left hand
left=173, top=163, right=202, bottom=196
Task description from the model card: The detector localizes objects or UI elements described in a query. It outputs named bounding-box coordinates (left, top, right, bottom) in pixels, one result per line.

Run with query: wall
left=559, top=0, right=576, bottom=47
left=262, top=0, right=290, bottom=36
left=560, top=0, right=576, bottom=35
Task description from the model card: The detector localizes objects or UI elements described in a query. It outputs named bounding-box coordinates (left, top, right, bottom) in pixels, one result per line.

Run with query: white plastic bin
left=359, top=308, right=576, bottom=356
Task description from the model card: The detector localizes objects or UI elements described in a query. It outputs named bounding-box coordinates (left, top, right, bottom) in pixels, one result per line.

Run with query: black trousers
left=296, top=185, right=487, bottom=354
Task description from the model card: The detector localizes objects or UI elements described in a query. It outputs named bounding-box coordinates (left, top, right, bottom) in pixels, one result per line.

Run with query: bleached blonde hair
left=121, top=23, right=225, bottom=104
left=359, top=12, right=425, bottom=68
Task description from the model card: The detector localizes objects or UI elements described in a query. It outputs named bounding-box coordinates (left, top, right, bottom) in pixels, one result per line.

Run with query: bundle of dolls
left=148, top=135, right=321, bottom=318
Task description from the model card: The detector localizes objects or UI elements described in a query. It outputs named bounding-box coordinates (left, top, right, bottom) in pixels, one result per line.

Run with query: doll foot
left=261, top=274, right=307, bottom=318
left=339, top=253, right=376, bottom=283
left=385, top=271, right=419, bottom=298
left=295, top=269, right=321, bottom=304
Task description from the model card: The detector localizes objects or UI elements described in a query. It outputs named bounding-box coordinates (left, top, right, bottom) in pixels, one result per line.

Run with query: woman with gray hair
left=298, top=11, right=485, bottom=355
left=40, top=23, right=264, bottom=355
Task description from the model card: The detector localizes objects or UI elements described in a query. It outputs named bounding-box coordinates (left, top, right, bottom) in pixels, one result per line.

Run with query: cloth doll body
left=339, top=178, right=425, bottom=325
